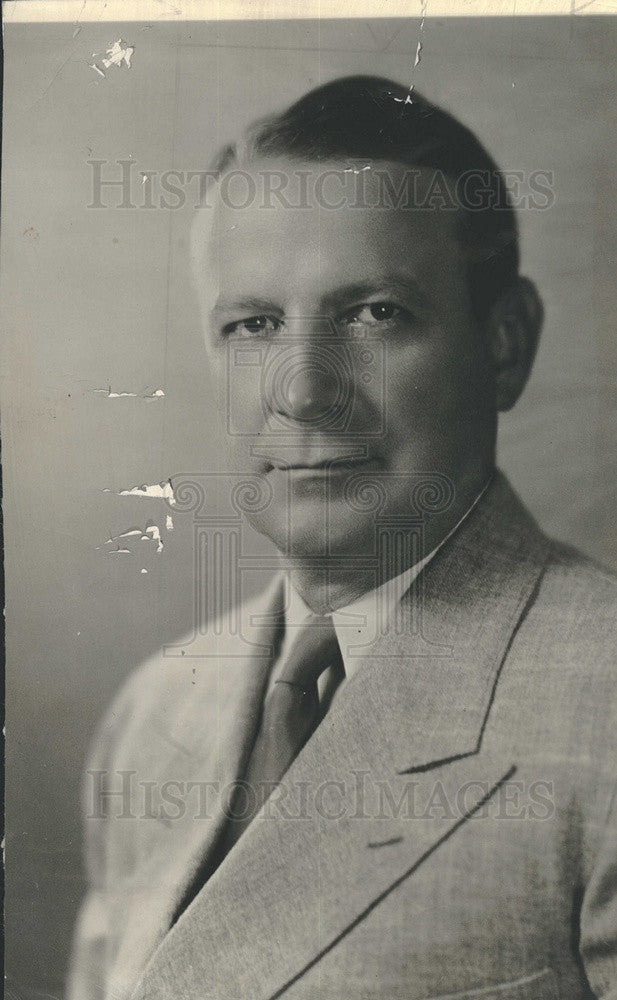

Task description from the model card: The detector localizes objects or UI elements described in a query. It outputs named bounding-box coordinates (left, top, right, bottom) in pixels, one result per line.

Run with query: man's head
left=191, top=75, right=543, bottom=564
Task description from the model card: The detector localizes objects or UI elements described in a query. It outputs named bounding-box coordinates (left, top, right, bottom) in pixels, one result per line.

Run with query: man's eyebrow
left=211, top=296, right=281, bottom=317
left=210, top=276, right=433, bottom=318
left=321, top=276, right=433, bottom=311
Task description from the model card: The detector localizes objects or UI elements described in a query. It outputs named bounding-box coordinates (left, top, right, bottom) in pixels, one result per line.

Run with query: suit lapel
left=129, top=473, right=550, bottom=1000
left=109, top=575, right=285, bottom=996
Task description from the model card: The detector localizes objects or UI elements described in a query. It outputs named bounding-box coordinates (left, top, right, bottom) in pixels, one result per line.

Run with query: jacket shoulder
left=510, top=536, right=617, bottom=742
left=85, top=580, right=278, bottom=774
left=541, top=538, right=617, bottom=623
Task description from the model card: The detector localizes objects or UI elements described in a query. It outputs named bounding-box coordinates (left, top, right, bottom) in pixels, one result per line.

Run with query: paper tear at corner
left=102, top=480, right=176, bottom=505
left=90, top=39, right=135, bottom=78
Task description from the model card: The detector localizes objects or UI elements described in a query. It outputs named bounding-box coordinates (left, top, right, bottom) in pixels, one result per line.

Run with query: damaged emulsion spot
left=102, top=480, right=176, bottom=505
left=97, top=516, right=175, bottom=569
left=144, top=524, right=164, bottom=553
left=97, top=525, right=163, bottom=555
left=95, top=387, right=165, bottom=398
left=90, top=39, right=135, bottom=79
left=98, top=483, right=177, bottom=571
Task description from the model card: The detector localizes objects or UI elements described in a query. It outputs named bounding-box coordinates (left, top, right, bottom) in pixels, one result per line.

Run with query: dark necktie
left=220, top=614, right=344, bottom=853
left=170, top=615, right=344, bottom=923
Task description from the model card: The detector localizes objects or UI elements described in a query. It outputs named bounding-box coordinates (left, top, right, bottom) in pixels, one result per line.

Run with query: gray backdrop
left=2, top=16, right=616, bottom=997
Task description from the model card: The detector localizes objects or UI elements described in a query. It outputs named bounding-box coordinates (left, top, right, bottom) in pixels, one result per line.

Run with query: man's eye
left=346, top=302, right=403, bottom=325
left=223, top=315, right=281, bottom=338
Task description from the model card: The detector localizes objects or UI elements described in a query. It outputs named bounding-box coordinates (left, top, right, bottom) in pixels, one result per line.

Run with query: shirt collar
left=282, top=476, right=492, bottom=679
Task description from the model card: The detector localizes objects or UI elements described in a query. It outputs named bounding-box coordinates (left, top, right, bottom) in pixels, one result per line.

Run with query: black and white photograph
left=2, top=3, right=617, bottom=999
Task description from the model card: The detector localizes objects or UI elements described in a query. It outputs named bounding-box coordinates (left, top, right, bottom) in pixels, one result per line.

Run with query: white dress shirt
left=268, top=478, right=491, bottom=704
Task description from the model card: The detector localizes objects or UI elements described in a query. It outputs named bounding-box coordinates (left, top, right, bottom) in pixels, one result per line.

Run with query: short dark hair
left=211, top=74, right=519, bottom=322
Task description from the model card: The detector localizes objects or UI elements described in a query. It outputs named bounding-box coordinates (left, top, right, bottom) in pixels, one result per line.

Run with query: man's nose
left=264, top=339, right=351, bottom=428
left=285, top=361, right=338, bottom=422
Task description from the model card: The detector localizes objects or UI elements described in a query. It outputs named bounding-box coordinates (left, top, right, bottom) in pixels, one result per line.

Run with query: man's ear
left=485, top=276, right=543, bottom=412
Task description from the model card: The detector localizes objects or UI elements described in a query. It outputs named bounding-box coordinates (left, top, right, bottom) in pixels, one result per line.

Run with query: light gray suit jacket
left=68, top=472, right=617, bottom=1000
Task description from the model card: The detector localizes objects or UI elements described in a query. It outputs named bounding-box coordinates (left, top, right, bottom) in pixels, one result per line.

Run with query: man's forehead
left=189, top=162, right=468, bottom=316
left=194, top=159, right=462, bottom=259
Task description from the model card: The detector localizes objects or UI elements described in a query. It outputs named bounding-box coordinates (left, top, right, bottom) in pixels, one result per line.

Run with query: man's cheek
left=385, top=366, right=446, bottom=431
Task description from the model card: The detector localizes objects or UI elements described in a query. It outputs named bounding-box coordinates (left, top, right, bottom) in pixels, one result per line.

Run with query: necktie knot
left=275, top=614, right=341, bottom=693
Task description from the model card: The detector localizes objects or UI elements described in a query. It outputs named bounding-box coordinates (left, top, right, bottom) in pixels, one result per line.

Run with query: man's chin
left=247, top=507, right=374, bottom=561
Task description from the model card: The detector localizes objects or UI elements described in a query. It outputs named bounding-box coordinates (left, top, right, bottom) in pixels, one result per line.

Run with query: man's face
left=192, top=159, right=496, bottom=558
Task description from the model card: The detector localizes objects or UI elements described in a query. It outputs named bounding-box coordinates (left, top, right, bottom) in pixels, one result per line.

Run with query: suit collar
left=341, top=468, right=550, bottom=774
left=128, top=471, right=550, bottom=1000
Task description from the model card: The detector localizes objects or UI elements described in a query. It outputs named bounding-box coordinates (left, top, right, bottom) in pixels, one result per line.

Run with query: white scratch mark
left=413, top=22, right=425, bottom=68
left=90, top=63, right=106, bottom=79
left=108, top=548, right=131, bottom=555
left=166, top=515, right=174, bottom=531
left=343, top=164, right=372, bottom=174
left=102, top=480, right=176, bottom=505
left=73, top=25, right=82, bottom=38
left=395, top=0, right=428, bottom=106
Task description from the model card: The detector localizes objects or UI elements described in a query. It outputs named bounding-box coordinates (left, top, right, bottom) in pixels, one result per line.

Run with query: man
left=68, top=76, right=616, bottom=1000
